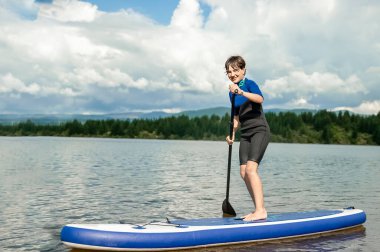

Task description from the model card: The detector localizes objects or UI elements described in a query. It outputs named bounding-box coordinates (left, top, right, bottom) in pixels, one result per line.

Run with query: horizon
left=0, top=106, right=370, bottom=116
left=0, top=0, right=379, bottom=115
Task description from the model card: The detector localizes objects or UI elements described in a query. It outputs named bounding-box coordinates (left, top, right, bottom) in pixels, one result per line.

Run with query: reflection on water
left=0, top=137, right=379, bottom=251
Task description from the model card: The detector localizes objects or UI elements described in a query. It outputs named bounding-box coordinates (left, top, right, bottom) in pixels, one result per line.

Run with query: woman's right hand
left=226, top=135, right=234, bottom=145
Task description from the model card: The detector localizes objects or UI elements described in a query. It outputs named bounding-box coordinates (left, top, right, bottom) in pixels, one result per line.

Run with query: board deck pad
left=170, top=210, right=342, bottom=226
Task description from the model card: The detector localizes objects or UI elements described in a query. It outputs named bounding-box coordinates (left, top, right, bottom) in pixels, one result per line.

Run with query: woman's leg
left=240, top=164, right=255, bottom=206
left=243, top=160, right=267, bottom=221
left=239, top=133, right=268, bottom=221
left=239, top=138, right=254, bottom=201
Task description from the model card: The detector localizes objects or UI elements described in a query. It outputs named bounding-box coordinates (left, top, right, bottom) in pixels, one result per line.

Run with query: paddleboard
left=61, top=207, right=366, bottom=251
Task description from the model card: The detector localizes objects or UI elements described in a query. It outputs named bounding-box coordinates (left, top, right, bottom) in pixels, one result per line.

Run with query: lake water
left=0, top=137, right=379, bottom=251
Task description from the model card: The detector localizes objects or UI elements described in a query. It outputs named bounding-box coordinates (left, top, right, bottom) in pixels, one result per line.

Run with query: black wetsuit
left=229, top=78, right=270, bottom=165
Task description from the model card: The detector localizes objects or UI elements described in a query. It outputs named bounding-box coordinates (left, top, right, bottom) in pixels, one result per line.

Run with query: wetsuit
left=229, top=78, right=270, bottom=165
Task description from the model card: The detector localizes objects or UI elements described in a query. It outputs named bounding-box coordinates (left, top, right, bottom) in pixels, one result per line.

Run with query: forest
left=0, top=110, right=379, bottom=145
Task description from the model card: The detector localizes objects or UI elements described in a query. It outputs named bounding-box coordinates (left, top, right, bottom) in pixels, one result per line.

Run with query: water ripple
left=0, top=137, right=379, bottom=251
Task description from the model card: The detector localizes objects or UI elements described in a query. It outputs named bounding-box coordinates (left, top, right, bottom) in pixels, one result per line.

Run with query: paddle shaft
left=225, top=93, right=236, bottom=201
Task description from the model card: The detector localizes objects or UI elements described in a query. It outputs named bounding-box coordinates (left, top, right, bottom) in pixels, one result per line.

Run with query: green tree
left=65, top=120, right=83, bottom=136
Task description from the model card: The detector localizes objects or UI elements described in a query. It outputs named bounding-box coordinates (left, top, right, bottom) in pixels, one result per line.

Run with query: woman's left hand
left=229, top=84, right=240, bottom=94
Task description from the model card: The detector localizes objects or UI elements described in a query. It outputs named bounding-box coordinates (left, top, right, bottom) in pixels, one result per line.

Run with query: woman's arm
left=229, top=84, right=263, bottom=104
left=239, top=91, right=263, bottom=104
left=226, top=116, right=239, bottom=145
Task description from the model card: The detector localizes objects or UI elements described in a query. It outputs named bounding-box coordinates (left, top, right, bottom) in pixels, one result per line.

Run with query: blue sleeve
left=247, top=80, right=263, bottom=98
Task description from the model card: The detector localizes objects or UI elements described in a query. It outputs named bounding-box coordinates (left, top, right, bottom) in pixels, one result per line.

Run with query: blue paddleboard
left=61, top=207, right=366, bottom=251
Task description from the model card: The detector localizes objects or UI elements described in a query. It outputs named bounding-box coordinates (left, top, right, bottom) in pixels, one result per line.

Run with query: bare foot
left=243, top=209, right=267, bottom=221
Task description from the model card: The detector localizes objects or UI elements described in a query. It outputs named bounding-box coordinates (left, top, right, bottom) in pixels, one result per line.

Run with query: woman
left=225, top=55, right=270, bottom=221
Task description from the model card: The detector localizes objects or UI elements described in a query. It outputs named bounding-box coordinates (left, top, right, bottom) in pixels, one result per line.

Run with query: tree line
left=0, top=110, right=379, bottom=145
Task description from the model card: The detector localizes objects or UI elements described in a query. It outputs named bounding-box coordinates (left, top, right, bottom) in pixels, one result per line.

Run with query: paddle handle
left=226, top=92, right=236, bottom=201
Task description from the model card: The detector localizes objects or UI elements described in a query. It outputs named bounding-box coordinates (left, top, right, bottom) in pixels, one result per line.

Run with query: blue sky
left=83, top=0, right=187, bottom=24
left=0, top=0, right=379, bottom=114
left=36, top=0, right=211, bottom=25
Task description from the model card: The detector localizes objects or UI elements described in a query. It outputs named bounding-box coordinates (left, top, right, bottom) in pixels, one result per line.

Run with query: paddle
left=222, top=90, right=237, bottom=217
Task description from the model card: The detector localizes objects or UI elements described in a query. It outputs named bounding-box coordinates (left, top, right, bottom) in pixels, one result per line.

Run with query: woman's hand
left=226, top=135, right=234, bottom=145
left=229, top=84, right=241, bottom=94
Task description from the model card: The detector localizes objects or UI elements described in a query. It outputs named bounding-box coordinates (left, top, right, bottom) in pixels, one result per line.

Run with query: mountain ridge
left=0, top=107, right=345, bottom=125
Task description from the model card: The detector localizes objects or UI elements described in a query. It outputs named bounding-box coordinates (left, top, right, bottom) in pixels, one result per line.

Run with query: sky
left=0, top=0, right=379, bottom=115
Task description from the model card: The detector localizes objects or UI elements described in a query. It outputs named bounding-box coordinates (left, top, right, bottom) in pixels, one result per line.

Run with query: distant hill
left=178, top=107, right=230, bottom=118
left=266, top=108, right=318, bottom=114
left=178, top=107, right=320, bottom=117
left=0, top=107, right=342, bottom=125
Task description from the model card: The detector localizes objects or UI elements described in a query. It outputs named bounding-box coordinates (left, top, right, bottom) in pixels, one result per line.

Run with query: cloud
left=0, top=0, right=379, bottom=114
left=38, top=0, right=98, bottom=22
left=366, top=66, right=380, bottom=74
left=0, top=73, right=40, bottom=95
left=171, top=0, right=204, bottom=29
left=0, top=0, right=39, bottom=20
left=332, top=100, right=380, bottom=115
left=263, top=71, right=365, bottom=98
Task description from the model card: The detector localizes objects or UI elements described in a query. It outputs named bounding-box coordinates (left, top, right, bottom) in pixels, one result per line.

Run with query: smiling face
left=226, top=65, right=246, bottom=84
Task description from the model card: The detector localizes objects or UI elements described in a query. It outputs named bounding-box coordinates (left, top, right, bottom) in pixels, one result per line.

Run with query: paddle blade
left=222, top=199, right=236, bottom=217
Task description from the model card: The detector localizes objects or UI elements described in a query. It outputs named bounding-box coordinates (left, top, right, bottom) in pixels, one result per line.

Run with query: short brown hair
left=225, top=56, right=246, bottom=71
